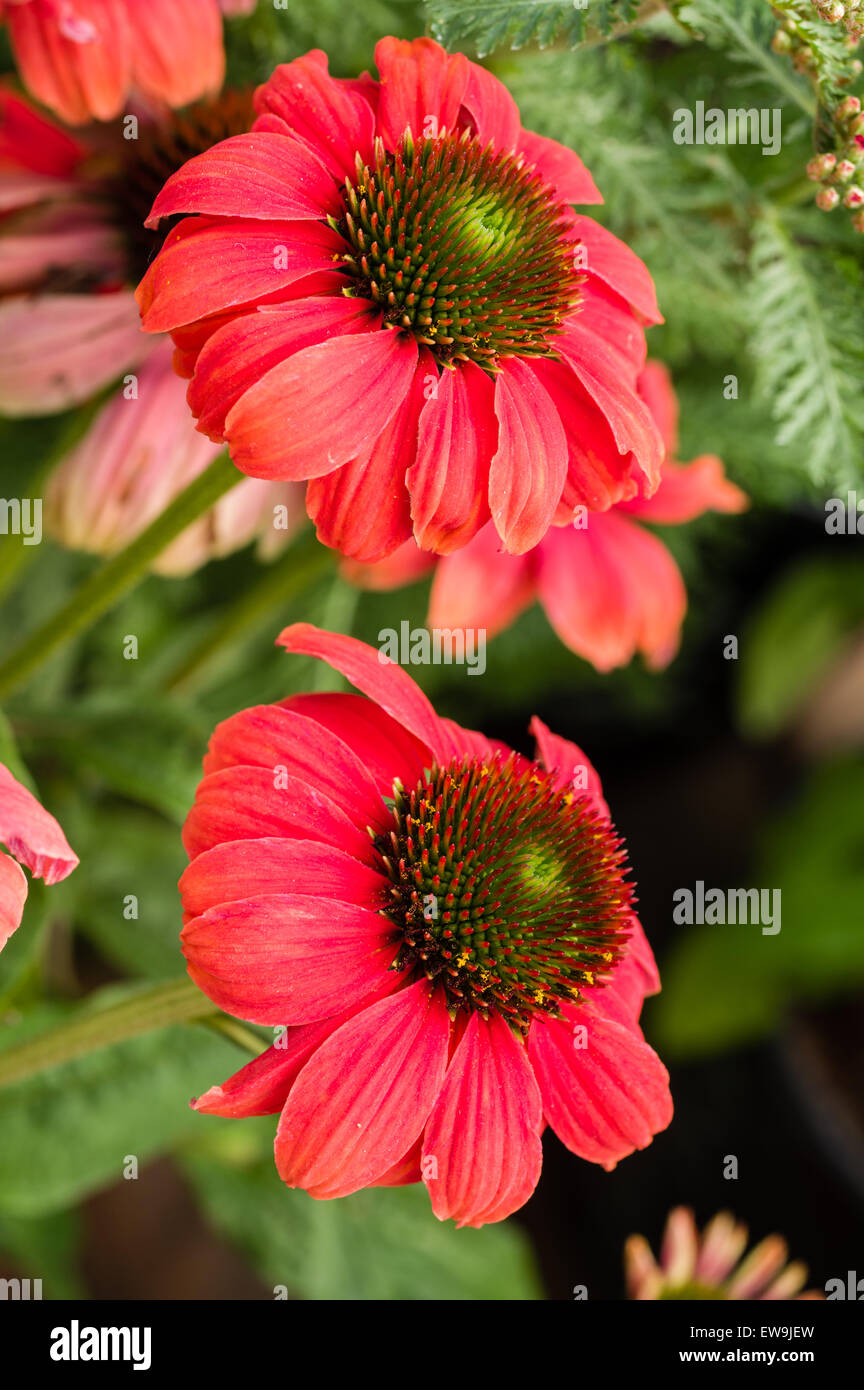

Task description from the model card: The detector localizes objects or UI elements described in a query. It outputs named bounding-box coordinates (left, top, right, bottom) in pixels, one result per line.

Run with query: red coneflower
left=179, top=625, right=672, bottom=1226
left=138, top=38, right=665, bottom=562
left=0, top=0, right=233, bottom=126
left=0, top=761, right=78, bottom=951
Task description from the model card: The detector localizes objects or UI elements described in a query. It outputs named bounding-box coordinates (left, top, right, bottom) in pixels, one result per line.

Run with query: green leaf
left=0, top=987, right=238, bottom=1217
left=427, top=0, right=643, bottom=56
left=749, top=215, right=864, bottom=486
left=183, top=1147, right=542, bottom=1301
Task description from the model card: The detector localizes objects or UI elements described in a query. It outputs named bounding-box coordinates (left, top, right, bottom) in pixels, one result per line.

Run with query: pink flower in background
left=625, top=1207, right=823, bottom=1301
left=45, top=339, right=305, bottom=575
left=0, top=0, right=227, bottom=125
left=0, top=87, right=145, bottom=414
left=179, top=625, right=672, bottom=1226
left=138, top=37, right=665, bottom=562
left=347, top=362, right=748, bottom=671
left=0, top=87, right=257, bottom=415
left=218, top=0, right=257, bottom=13
left=0, top=88, right=289, bottom=573
left=0, top=761, right=78, bottom=952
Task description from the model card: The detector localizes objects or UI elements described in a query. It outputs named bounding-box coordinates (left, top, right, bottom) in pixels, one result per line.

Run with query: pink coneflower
left=179, top=624, right=672, bottom=1226
left=137, top=37, right=665, bottom=562
left=625, top=1207, right=823, bottom=1300
left=346, top=362, right=748, bottom=671
left=0, top=86, right=255, bottom=415
left=0, top=0, right=229, bottom=126
left=45, top=338, right=305, bottom=575
left=0, top=87, right=299, bottom=572
left=0, top=760, right=78, bottom=951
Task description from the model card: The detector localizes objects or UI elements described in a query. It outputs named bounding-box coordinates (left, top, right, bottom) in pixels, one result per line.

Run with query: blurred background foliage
left=1, top=0, right=863, bottom=1300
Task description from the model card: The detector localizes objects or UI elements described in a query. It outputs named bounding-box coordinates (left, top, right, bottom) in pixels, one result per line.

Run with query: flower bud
left=837, top=95, right=863, bottom=120
left=835, top=158, right=857, bottom=179
left=843, top=185, right=864, bottom=206
left=807, top=153, right=837, bottom=179
left=817, top=186, right=841, bottom=209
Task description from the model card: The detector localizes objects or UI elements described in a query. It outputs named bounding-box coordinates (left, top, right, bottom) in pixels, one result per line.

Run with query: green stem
left=0, top=453, right=240, bottom=700
left=162, top=527, right=334, bottom=695
left=0, top=977, right=215, bottom=1090
left=199, top=1015, right=267, bottom=1055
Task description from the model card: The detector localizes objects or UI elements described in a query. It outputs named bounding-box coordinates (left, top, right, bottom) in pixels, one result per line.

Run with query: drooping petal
left=427, top=524, right=536, bottom=639
left=254, top=50, right=376, bottom=181
left=180, top=837, right=387, bottom=921
left=182, top=765, right=376, bottom=865
left=568, top=214, right=662, bottom=324
left=145, top=132, right=339, bottom=227
left=136, top=216, right=343, bottom=335
left=527, top=1000, right=672, bottom=1169
left=126, top=0, right=224, bottom=110
left=277, top=692, right=430, bottom=796
left=191, top=981, right=398, bottom=1117
left=621, top=457, right=749, bottom=525
left=0, top=762, right=79, bottom=885
left=558, top=323, right=664, bottom=492
left=200, top=703, right=389, bottom=832
left=189, top=296, right=378, bottom=444
left=530, top=358, right=635, bottom=514
left=517, top=129, right=603, bottom=205
left=181, top=893, right=399, bottom=1026
left=408, top=360, right=497, bottom=553
left=224, top=327, right=418, bottom=481
left=275, top=980, right=451, bottom=1196
left=6, top=0, right=130, bottom=125
left=0, top=87, right=85, bottom=177
left=276, top=623, right=448, bottom=759
left=489, top=358, right=567, bottom=553
left=634, top=359, right=678, bottom=455
left=0, top=292, right=147, bottom=415
left=421, top=1011, right=543, bottom=1227
left=575, top=281, right=647, bottom=371
left=306, top=346, right=433, bottom=562
left=375, top=36, right=469, bottom=147
left=341, top=538, right=437, bottom=591
left=0, top=852, right=28, bottom=953
left=536, top=513, right=686, bottom=671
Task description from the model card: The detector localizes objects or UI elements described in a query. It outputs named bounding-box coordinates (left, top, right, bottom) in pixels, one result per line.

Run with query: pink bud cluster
left=808, top=94, right=864, bottom=228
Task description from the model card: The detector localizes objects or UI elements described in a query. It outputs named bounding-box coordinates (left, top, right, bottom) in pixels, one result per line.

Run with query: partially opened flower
left=0, top=761, right=78, bottom=952
left=625, top=1207, right=823, bottom=1301
left=0, top=0, right=228, bottom=126
left=179, top=624, right=672, bottom=1226
left=138, top=37, right=665, bottom=562
left=0, top=86, right=253, bottom=414
left=346, top=361, right=748, bottom=671
left=45, top=338, right=305, bottom=575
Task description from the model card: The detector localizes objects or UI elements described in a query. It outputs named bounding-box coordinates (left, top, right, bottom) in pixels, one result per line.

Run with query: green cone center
left=375, top=753, right=634, bottom=1029
left=337, top=131, right=583, bottom=369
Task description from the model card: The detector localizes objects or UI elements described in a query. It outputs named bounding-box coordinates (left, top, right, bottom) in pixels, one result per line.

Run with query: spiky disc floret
left=335, top=131, right=583, bottom=369
left=374, top=753, right=634, bottom=1031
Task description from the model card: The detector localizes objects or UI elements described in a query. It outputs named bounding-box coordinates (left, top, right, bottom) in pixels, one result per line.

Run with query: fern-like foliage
left=749, top=213, right=864, bottom=485
left=674, top=0, right=816, bottom=114
left=425, top=0, right=641, bottom=57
